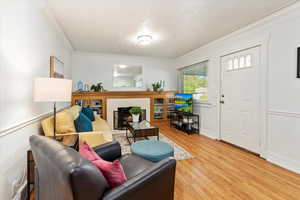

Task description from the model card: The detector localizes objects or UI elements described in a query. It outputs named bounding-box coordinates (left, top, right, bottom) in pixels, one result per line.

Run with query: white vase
left=132, top=114, right=140, bottom=123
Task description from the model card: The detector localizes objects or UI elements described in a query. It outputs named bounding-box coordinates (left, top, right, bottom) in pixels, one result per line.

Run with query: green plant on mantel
left=152, top=81, right=162, bottom=92
left=129, top=107, right=142, bottom=115
left=90, top=82, right=104, bottom=92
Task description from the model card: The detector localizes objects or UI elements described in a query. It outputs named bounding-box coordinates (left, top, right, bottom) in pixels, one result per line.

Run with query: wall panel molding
left=199, top=102, right=217, bottom=108
left=268, top=110, right=300, bottom=118
left=0, top=112, right=52, bottom=138
left=0, top=107, right=67, bottom=138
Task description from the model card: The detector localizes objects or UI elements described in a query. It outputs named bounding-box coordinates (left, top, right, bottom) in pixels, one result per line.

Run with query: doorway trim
left=218, top=35, right=270, bottom=158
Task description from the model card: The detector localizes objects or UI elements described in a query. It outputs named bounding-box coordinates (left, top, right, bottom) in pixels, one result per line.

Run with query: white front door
left=220, top=46, right=261, bottom=154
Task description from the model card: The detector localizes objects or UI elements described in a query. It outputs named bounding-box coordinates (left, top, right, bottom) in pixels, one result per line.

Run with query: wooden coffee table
left=126, top=121, right=159, bottom=144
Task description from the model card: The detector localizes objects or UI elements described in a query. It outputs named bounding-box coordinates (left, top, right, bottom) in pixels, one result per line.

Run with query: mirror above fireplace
left=113, top=65, right=143, bottom=88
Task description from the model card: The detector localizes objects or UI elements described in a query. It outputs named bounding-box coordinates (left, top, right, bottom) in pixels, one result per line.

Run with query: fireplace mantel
left=72, top=91, right=176, bottom=125
left=72, top=91, right=175, bottom=98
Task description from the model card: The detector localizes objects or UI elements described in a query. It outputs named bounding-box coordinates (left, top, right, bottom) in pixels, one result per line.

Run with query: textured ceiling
left=47, top=0, right=298, bottom=58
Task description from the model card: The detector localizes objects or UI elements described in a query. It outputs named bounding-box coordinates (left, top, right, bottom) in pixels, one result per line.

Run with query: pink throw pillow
left=93, top=159, right=127, bottom=188
left=79, top=142, right=100, bottom=161
left=79, top=142, right=127, bottom=188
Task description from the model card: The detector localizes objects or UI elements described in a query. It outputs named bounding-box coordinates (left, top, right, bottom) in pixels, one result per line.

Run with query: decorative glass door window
left=228, top=59, right=234, bottom=71
left=234, top=58, right=239, bottom=70
left=239, top=56, right=245, bottom=68
left=226, top=55, right=252, bottom=72
left=245, top=55, right=252, bottom=67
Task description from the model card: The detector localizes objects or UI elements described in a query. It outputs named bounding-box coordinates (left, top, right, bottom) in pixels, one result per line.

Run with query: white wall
left=0, top=0, right=73, bottom=199
left=176, top=2, right=300, bottom=173
left=1, top=3, right=300, bottom=199
left=72, top=52, right=177, bottom=91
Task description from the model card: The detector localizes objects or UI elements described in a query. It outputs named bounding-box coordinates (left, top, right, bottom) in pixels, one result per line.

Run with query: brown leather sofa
left=30, top=135, right=176, bottom=200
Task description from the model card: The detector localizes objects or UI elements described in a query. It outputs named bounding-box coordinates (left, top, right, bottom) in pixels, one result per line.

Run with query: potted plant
left=152, top=81, right=162, bottom=92
left=129, top=107, right=142, bottom=123
left=90, top=82, right=104, bottom=92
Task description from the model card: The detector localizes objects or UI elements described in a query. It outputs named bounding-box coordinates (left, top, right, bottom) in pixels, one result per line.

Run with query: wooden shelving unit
left=72, top=91, right=175, bottom=122
left=73, top=96, right=106, bottom=119
left=169, top=111, right=200, bottom=134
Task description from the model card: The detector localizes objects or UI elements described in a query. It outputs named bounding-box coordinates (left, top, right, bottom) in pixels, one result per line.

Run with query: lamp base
left=53, top=102, right=57, bottom=140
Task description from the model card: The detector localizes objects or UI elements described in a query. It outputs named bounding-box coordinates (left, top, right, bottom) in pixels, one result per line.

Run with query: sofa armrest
left=93, top=141, right=122, bottom=162
left=50, top=133, right=78, bottom=147
left=56, top=132, right=113, bottom=149
left=103, top=157, right=176, bottom=200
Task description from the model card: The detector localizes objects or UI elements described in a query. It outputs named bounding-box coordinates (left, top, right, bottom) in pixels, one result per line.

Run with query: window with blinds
left=178, top=60, right=208, bottom=102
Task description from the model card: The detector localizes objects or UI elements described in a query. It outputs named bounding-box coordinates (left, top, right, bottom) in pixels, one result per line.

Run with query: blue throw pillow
left=82, top=106, right=95, bottom=121
left=74, top=112, right=93, bottom=132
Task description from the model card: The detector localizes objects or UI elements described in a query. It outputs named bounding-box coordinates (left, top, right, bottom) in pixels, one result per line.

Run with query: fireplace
left=113, top=107, right=146, bottom=130
left=107, top=98, right=150, bottom=129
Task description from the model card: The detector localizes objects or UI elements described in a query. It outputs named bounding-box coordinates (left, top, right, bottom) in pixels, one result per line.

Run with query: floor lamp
left=34, top=78, right=72, bottom=140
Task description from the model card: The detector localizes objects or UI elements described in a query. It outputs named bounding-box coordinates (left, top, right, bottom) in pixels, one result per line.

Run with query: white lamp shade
left=34, top=78, right=72, bottom=102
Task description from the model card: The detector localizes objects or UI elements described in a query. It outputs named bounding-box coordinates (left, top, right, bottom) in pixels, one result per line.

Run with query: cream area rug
left=112, top=131, right=193, bottom=161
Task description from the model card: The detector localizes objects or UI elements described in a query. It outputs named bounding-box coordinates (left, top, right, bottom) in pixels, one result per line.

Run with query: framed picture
left=50, top=56, right=64, bottom=78
left=297, top=47, right=300, bottom=78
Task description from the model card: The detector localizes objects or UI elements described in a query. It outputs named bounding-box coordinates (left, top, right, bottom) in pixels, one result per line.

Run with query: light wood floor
left=31, top=122, right=300, bottom=200
left=153, top=122, right=300, bottom=200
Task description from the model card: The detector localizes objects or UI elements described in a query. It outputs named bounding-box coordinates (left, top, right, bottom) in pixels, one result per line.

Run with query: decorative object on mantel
left=84, top=83, right=90, bottom=91
left=129, top=107, right=142, bottom=123
left=113, top=131, right=193, bottom=161
left=76, top=81, right=90, bottom=92
left=50, top=56, right=64, bottom=78
left=76, top=80, right=84, bottom=91
left=91, top=82, right=104, bottom=92
left=297, top=47, right=300, bottom=78
left=34, top=78, right=72, bottom=140
left=152, top=80, right=165, bottom=92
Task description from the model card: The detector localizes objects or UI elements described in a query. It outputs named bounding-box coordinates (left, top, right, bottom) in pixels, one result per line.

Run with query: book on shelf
left=91, top=105, right=102, bottom=108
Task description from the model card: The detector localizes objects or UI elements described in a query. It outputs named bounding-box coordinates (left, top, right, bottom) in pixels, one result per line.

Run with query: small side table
left=27, top=150, right=35, bottom=200
left=126, top=121, right=159, bottom=144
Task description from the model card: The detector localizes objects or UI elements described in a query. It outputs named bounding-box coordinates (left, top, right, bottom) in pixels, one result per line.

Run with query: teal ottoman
left=131, top=140, right=174, bottom=162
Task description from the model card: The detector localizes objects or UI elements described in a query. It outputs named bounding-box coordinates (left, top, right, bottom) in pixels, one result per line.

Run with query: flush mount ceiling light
left=137, top=35, right=153, bottom=46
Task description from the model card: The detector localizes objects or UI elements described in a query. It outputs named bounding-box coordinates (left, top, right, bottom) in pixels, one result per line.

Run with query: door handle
left=220, top=100, right=225, bottom=104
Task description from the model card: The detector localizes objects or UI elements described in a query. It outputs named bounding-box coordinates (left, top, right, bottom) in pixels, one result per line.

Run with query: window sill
left=194, top=102, right=215, bottom=108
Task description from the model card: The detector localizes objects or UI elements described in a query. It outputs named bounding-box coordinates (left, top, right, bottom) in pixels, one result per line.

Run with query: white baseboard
left=200, top=129, right=219, bottom=140
left=266, top=151, right=300, bottom=174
